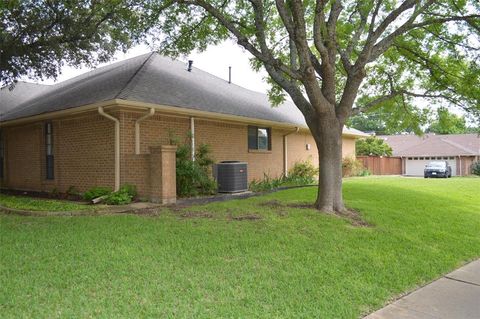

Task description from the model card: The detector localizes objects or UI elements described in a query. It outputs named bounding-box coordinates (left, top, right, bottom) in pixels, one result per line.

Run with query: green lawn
left=1, top=177, right=479, bottom=318
left=0, top=193, right=93, bottom=212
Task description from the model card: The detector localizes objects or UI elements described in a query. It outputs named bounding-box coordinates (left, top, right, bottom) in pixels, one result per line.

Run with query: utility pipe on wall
left=135, top=108, right=155, bottom=154
left=283, top=127, right=300, bottom=176
left=190, top=117, right=195, bottom=161
left=98, top=107, right=120, bottom=192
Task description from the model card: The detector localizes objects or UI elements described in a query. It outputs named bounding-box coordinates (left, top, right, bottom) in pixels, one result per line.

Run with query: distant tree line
left=348, top=107, right=479, bottom=135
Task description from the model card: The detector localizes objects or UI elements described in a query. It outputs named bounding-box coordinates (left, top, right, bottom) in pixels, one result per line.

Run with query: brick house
left=0, top=53, right=367, bottom=203
left=379, top=134, right=480, bottom=176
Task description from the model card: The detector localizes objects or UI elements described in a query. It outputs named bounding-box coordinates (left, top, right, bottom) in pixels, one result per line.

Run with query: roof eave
left=0, top=98, right=367, bottom=138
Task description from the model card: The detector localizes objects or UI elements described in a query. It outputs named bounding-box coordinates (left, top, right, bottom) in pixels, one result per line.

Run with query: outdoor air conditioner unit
left=215, top=161, right=248, bottom=193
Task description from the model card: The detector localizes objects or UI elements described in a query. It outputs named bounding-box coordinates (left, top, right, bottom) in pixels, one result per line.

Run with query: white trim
left=98, top=107, right=120, bottom=191
left=135, top=108, right=155, bottom=154
left=190, top=117, right=195, bottom=161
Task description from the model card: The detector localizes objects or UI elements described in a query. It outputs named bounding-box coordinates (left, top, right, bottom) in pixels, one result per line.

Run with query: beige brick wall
left=1, top=107, right=358, bottom=198
left=1, top=123, right=43, bottom=191
left=286, top=132, right=319, bottom=171
left=54, top=113, right=115, bottom=192
left=342, top=137, right=356, bottom=158
left=1, top=111, right=115, bottom=193
left=119, top=111, right=190, bottom=196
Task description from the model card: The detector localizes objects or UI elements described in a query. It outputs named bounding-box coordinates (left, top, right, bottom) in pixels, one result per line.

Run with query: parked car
left=424, top=161, right=452, bottom=178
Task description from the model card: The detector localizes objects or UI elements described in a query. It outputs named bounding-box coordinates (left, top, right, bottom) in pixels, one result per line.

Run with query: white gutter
left=190, top=117, right=195, bottom=161
left=98, top=107, right=120, bottom=191
left=135, top=108, right=155, bottom=154
left=283, top=127, right=300, bottom=176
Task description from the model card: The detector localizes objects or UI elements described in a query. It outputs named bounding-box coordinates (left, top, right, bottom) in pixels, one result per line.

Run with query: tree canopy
left=0, top=0, right=151, bottom=85
left=142, top=0, right=479, bottom=212
left=3, top=0, right=479, bottom=212
left=356, top=136, right=393, bottom=156
left=427, top=107, right=468, bottom=134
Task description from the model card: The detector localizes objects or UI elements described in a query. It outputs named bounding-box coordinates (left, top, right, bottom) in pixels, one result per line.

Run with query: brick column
left=149, top=145, right=177, bottom=204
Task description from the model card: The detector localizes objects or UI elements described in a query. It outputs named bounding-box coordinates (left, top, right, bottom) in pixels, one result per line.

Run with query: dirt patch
left=229, top=214, right=262, bottom=221
left=287, top=203, right=315, bottom=209
left=258, top=200, right=288, bottom=217
left=258, top=200, right=371, bottom=227
left=180, top=211, right=213, bottom=218
left=259, top=200, right=284, bottom=208
left=335, top=209, right=372, bottom=227
left=128, top=208, right=162, bottom=216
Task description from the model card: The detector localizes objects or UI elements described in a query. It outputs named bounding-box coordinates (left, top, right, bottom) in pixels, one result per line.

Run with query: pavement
left=365, top=259, right=480, bottom=319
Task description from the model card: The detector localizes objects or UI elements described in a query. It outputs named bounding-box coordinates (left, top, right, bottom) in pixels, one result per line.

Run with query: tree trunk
left=311, top=116, right=345, bottom=213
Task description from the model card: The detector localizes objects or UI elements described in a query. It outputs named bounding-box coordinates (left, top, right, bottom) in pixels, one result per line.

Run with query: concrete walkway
left=365, top=259, right=480, bottom=319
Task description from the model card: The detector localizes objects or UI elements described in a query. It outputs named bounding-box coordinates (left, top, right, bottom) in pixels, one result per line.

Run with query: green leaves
left=355, top=136, right=393, bottom=157
left=1, top=0, right=145, bottom=84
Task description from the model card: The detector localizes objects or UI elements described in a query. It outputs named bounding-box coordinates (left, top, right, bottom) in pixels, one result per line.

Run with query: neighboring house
left=0, top=52, right=367, bottom=203
left=379, top=134, right=480, bottom=176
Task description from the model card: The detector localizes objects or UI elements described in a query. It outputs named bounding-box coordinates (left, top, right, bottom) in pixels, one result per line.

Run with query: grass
left=1, top=177, right=479, bottom=318
left=0, top=193, right=93, bottom=212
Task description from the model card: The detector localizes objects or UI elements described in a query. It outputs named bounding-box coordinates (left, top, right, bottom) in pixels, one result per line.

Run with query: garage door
left=405, top=157, right=457, bottom=176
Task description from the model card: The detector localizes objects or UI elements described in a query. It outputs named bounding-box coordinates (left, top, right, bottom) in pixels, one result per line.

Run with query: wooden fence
left=357, top=156, right=403, bottom=175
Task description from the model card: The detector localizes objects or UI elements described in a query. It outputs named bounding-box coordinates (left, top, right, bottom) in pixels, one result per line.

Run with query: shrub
left=342, top=157, right=369, bottom=177
left=119, top=184, right=137, bottom=199
left=249, top=161, right=318, bottom=192
left=104, top=184, right=137, bottom=205
left=171, top=134, right=217, bottom=197
left=83, top=186, right=111, bottom=201
left=356, top=136, right=393, bottom=156
left=286, top=160, right=318, bottom=184
left=472, top=161, right=480, bottom=176
left=104, top=191, right=132, bottom=205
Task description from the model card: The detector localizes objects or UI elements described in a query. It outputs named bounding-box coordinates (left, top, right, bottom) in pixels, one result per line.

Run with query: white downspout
left=98, top=107, right=120, bottom=191
left=135, top=108, right=155, bottom=155
left=283, top=127, right=300, bottom=176
left=190, top=117, right=195, bottom=161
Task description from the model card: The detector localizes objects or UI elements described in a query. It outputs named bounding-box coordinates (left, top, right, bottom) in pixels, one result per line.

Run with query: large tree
left=0, top=0, right=152, bottom=84
left=142, top=0, right=479, bottom=213
left=427, top=106, right=468, bottom=134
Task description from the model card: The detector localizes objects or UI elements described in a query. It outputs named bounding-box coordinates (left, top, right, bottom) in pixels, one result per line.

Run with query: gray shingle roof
left=379, top=134, right=480, bottom=156
left=0, top=52, right=367, bottom=136
left=0, top=82, right=51, bottom=116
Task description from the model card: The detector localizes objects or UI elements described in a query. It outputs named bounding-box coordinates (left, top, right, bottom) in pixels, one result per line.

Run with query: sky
left=41, top=40, right=270, bottom=94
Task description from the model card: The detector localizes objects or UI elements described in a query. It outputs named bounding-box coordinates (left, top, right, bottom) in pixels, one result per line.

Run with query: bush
left=342, top=157, right=369, bottom=177
left=286, top=160, right=318, bottom=184
left=472, top=161, right=480, bottom=176
left=83, top=186, right=112, bottom=201
left=118, top=184, right=137, bottom=199
left=249, top=160, right=318, bottom=192
left=356, top=136, right=393, bottom=156
left=171, top=134, right=217, bottom=197
left=104, top=184, right=137, bottom=205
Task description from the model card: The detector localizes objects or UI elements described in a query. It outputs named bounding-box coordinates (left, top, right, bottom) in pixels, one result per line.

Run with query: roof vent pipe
left=228, top=66, right=232, bottom=84
left=187, top=60, right=193, bottom=72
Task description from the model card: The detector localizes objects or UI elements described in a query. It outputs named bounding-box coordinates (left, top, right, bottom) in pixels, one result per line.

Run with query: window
left=0, top=129, right=4, bottom=179
left=248, top=126, right=271, bottom=151
left=45, top=122, right=54, bottom=179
